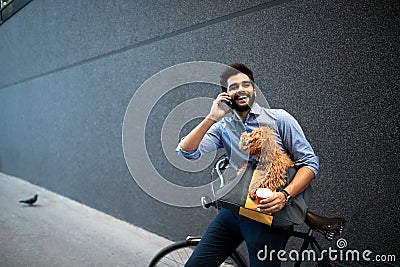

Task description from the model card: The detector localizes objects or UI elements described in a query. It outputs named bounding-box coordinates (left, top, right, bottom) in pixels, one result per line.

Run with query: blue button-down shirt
left=176, top=103, right=319, bottom=175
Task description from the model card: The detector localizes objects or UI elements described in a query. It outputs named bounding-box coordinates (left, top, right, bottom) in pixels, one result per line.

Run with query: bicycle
left=149, top=207, right=345, bottom=266
left=149, top=156, right=395, bottom=267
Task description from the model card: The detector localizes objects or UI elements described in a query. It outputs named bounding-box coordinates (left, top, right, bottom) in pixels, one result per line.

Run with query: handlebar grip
left=201, top=196, right=217, bottom=209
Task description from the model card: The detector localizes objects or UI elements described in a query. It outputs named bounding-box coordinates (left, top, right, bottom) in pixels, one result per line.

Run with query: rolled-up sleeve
left=276, top=110, right=319, bottom=176
left=176, top=139, right=202, bottom=159
left=176, top=123, right=223, bottom=159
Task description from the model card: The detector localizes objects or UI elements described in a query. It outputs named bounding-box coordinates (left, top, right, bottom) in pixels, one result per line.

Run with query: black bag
left=216, top=163, right=312, bottom=229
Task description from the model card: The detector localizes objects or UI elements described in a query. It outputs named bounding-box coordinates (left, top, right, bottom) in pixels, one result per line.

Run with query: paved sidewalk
left=0, top=172, right=172, bottom=267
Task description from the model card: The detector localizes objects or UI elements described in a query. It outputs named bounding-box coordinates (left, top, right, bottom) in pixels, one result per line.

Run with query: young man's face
left=226, top=73, right=256, bottom=112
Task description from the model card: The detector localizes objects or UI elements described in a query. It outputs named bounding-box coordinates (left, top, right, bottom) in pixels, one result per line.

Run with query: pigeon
left=19, top=194, right=38, bottom=205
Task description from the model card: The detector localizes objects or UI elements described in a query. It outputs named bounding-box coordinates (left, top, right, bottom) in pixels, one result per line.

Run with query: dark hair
left=220, top=63, right=254, bottom=92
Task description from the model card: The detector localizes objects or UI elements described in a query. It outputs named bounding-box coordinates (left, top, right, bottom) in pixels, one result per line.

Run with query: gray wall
left=1, top=0, right=399, bottom=261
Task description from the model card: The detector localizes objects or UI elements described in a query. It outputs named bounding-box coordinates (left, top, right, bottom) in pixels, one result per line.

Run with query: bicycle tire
left=148, top=239, right=246, bottom=267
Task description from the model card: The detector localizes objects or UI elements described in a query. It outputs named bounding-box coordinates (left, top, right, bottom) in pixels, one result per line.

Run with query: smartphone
left=221, top=100, right=234, bottom=111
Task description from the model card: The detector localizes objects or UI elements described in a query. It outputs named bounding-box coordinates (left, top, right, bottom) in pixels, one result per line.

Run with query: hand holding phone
left=207, top=93, right=233, bottom=121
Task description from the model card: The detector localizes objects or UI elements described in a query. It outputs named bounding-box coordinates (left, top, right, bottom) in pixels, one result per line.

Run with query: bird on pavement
left=19, top=194, right=38, bottom=206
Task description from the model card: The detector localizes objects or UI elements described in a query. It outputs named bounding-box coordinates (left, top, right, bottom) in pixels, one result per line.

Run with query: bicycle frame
left=291, top=229, right=322, bottom=267
left=186, top=228, right=331, bottom=267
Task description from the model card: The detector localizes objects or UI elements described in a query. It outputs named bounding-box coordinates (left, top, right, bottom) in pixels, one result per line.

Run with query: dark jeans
left=185, top=208, right=292, bottom=267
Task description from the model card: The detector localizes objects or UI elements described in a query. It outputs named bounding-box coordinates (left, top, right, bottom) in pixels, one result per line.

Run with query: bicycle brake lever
left=215, top=157, right=229, bottom=187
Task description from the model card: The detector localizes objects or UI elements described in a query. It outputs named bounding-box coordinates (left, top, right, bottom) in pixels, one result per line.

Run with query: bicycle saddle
left=305, top=211, right=346, bottom=231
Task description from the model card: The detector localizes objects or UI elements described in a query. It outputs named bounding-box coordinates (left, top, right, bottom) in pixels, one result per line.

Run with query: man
left=176, top=63, right=319, bottom=266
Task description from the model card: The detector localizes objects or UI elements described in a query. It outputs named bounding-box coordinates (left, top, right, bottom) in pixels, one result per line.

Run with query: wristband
left=280, top=189, right=292, bottom=205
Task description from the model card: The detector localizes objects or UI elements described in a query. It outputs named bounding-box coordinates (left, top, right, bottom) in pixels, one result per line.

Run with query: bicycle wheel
left=148, top=239, right=246, bottom=267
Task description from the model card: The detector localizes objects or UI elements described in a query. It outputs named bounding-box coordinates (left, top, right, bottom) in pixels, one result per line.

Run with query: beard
left=230, top=92, right=256, bottom=112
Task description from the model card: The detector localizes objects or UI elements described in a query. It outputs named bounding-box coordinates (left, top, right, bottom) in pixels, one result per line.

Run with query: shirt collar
left=249, top=103, right=262, bottom=116
left=231, top=103, right=262, bottom=122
